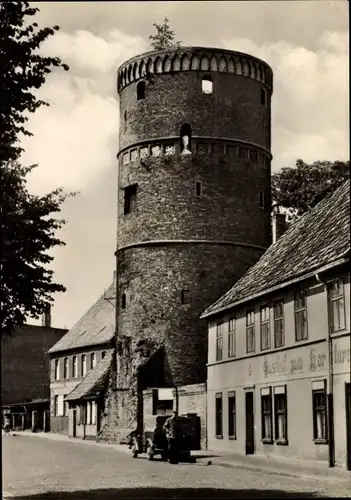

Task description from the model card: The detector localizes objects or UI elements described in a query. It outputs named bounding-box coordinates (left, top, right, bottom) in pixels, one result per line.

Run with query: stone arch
left=172, top=54, right=181, bottom=71
left=219, top=56, right=227, bottom=72
left=235, top=59, right=243, bottom=75
left=123, top=68, right=128, bottom=85
left=133, top=62, right=139, bottom=80
left=139, top=59, right=146, bottom=78
left=128, top=65, right=133, bottom=83
left=242, top=59, right=250, bottom=77
left=154, top=56, right=163, bottom=74
left=163, top=55, right=171, bottom=72
left=228, top=58, right=235, bottom=73
left=200, top=54, right=209, bottom=71
left=190, top=54, right=200, bottom=70
left=210, top=55, right=218, bottom=71
left=146, top=58, right=154, bottom=75
left=181, top=53, right=191, bottom=71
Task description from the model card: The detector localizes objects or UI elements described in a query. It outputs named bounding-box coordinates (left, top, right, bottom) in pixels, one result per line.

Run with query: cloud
left=222, top=30, right=349, bottom=169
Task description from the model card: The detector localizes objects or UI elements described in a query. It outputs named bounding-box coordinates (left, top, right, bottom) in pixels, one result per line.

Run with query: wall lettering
left=334, top=344, right=350, bottom=365
left=309, top=348, right=327, bottom=372
left=263, top=354, right=288, bottom=378
left=290, top=357, right=303, bottom=374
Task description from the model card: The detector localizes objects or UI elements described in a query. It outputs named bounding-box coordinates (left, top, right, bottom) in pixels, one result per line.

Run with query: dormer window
left=137, top=81, right=145, bottom=100
left=202, top=76, right=213, bottom=94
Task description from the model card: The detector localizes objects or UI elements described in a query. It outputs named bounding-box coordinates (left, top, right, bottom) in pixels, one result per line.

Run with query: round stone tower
left=116, top=47, right=273, bottom=389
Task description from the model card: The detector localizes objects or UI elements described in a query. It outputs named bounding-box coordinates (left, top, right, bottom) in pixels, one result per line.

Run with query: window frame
left=195, top=181, right=202, bottom=196
left=260, top=305, right=271, bottom=351
left=328, top=278, right=346, bottom=333
left=246, top=310, right=255, bottom=353
left=123, top=184, right=138, bottom=215
left=274, top=387, right=288, bottom=444
left=228, top=391, right=236, bottom=439
left=54, top=359, right=60, bottom=381
left=63, top=395, right=68, bottom=417
left=274, top=299, right=285, bottom=348
left=54, top=395, right=59, bottom=416
left=312, top=383, right=328, bottom=444
left=294, top=290, right=308, bottom=341
left=216, top=321, right=224, bottom=361
left=63, top=357, right=68, bottom=380
left=81, top=354, right=87, bottom=378
left=228, top=317, right=236, bottom=358
left=201, top=75, right=213, bottom=94
left=261, top=387, right=273, bottom=444
left=72, top=355, right=78, bottom=378
left=215, top=392, right=223, bottom=438
left=136, top=80, right=145, bottom=100
left=90, top=352, right=96, bottom=370
left=101, top=351, right=106, bottom=359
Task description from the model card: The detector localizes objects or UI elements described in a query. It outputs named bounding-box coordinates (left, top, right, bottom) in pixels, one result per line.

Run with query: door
left=72, top=409, right=77, bottom=438
left=346, top=383, right=351, bottom=471
left=245, top=391, right=255, bottom=455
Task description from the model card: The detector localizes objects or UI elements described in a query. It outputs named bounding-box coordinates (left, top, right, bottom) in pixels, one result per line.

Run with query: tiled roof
left=48, top=281, right=115, bottom=354
left=202, top=180, right=350, bottom=318
left=65, top=349, right=113, bottom=402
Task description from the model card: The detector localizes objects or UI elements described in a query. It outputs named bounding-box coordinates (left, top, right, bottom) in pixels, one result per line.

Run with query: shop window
left=246, top=310, right=255, bottom=353
left=121, top=293, right=127, bottom=309
left=328, top=278, right=345, bottom=332
left=54, top=359, right=60, bottom=381
left=228, top=317, right=236, bottom=358
left=63, top=357, right=68, bottom=379
left=81, top=354, right=87, bottom=377
left=261, top=388, right=273, bottom=443
left=274, top=300, right=285, bottom=347
left=215, top=392, right=223, bottom=438
left=72, top=356, right=78, bottom=378
left=312, top=386, right=327, bottom=442
left=124, top=184, right=137, bottom=214
left=195, top=181, right=202, bottom=196
left=216, top=321, right=224, bottom=361
left=202, top=76, right=213, bottom=94
left=137, top=81, right=145, bottom=100
left=294, top=290, right=308, bottom=341
left=274, top=387, right=287, bottom=443
left=260, top=305, right=270, bottom=350
left=228, top=391, right=236, bottom=439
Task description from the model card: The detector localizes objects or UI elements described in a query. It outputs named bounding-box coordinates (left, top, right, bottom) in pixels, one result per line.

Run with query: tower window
left=202, top=76, right=213, bottom=94
left=137, top=81, right=145, bottom=100
left=195, top=181, right=202, bottom=196
left=261, top=88, right=266, bottom=106
left=124, top=110, right=127, bottom=121
left=121, top=293, right=126, bottom=309
left=181, top=289, right=190, bottom=304
left=259, top=192, right=265, bottom=210
left=124, top=184, right=137, bottom=214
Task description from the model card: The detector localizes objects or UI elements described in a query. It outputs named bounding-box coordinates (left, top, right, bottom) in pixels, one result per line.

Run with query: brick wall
left=1, top=324, right=67, bottom=405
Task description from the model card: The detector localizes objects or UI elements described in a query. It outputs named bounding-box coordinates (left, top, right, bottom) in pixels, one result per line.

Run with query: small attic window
left=202, top=76, right=213, bottom=94
left=137, top=81, right=145, bottom=100
left=260, top=88, right=267, bottom=106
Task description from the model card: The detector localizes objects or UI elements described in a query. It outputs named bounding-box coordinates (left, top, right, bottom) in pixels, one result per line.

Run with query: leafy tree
left=271, top=159, right=350, bottom=221
left=0, top=1, right=73, bottom=337
left=149, top=17, right=181, bottom=50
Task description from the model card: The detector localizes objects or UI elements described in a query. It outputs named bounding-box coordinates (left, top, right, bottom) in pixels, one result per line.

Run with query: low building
left=1, top=309, right=68, bottom=432
left=201, top=180, right=350, bottom=470
left=48, top=275, right=115, bottom=439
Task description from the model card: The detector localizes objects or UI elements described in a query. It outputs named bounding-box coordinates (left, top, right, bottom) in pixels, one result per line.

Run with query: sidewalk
left=9, top=430, right=351, bottom=481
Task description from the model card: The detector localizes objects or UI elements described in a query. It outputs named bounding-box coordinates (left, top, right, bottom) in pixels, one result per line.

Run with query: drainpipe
left=315, top=273, right=335, bottom=468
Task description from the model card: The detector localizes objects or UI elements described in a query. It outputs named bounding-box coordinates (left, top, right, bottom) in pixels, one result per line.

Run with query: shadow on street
left=9, top=487, right=322, bottom=499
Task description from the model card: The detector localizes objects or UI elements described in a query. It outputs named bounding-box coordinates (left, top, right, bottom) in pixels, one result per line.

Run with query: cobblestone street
left=3, top=435, right=351, bottom=499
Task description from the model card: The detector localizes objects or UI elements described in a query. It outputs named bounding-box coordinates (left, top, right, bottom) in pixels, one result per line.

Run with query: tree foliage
left=0, top=1, right=73, bottom=337
left=271, top=159, right=350, bottom=220
left=149, top=17, right=181, bottom=50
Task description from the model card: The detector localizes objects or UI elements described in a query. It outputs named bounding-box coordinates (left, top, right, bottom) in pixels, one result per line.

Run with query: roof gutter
left=200, top=252, right=350, bottom=320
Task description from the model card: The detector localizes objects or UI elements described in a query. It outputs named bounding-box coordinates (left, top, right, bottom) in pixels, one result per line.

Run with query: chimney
left=272, top=203, right=287, bottom=244
left=41, top=305, right=51, bottom=328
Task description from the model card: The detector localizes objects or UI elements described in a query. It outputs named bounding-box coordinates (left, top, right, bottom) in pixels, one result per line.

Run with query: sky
left=23, top=0, right=349, bottom=329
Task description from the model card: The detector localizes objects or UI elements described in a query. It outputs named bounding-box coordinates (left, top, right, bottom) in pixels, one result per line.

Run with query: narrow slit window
left=124, top=184, right=137, bottom=214
left=196, top=181, right=202, bottom=196
left=121, top=293, right=126, bottom=309
left=124, top=110, right=127, bottom=122
left=181, top=289, right=190, bottom=304
left=137, top=81, right=145, bottom=100
left=202, top=76, right=213, bottom=94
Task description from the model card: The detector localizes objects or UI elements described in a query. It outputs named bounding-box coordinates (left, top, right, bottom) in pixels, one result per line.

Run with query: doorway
left=245, top=391, right=255, bottom=455
left=72, top=409, right=77, bottom=438
left=346, top=383, right=351, bottom=471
